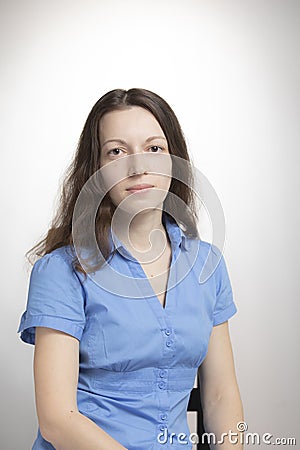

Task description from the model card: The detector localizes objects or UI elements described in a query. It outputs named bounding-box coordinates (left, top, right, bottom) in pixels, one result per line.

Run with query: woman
left=17, top=88, right=244, bottom=450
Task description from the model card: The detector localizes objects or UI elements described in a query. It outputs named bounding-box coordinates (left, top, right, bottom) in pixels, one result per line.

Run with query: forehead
left=99, top=106, right=165, bottom=141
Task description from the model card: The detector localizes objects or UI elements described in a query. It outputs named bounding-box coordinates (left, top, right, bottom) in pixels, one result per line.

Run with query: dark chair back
left=187, top=384, right=210, bottom=449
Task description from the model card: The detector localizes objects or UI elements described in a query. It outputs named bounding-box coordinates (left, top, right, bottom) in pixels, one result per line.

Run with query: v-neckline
left=139, top=264, right=171, bottom=311
left=137, top=242, right=173, bottom=312
left=112, top=217, right=176, bottom=313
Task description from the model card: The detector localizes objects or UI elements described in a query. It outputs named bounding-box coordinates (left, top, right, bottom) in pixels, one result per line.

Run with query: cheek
left=100, top=160, right=129, bottom=193
left=158, top=174, right=172, bottom=193
left=101, top=170, right=115, bottom=192
left=107, top=183, right=124, bottom=206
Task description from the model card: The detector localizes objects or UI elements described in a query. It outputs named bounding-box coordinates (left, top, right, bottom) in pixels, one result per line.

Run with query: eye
left=148, top=145, right=164, bottom=153
left=107, top=148, right=125, bottom=156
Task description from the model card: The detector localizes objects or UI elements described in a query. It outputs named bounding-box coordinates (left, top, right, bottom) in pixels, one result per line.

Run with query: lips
left=126, top=184, right=154, bottom=191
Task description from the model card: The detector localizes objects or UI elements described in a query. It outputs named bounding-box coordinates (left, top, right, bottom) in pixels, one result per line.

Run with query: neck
left=111, top=209, right=168, bottom=253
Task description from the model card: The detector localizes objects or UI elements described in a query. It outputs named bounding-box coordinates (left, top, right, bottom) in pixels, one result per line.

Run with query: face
left=99, top=106, right=172, bottom=215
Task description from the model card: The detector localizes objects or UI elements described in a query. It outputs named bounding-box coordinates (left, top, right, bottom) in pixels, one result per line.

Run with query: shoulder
left=183, top=236, right=227, bottom=282
left=30, top=245, right=82, bottom=283
left=183, top=235, right=222, bottom=261
left=33, top=245, right=75, bottom=270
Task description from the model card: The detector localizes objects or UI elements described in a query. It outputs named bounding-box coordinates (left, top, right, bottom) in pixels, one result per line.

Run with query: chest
left=82, top=273, right=215, bottom=372
left=80, top=248, right=217, bottom=372
left=138, top=244, right=172, bottom=309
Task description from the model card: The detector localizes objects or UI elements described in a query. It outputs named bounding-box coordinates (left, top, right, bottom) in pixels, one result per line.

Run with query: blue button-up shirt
left=17, top=212, right=237, bottom=450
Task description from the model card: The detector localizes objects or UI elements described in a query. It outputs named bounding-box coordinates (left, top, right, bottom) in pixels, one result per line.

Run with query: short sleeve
left=212, top=246, right=237, bottom=326
left=17, top=252, right=86, bottom=345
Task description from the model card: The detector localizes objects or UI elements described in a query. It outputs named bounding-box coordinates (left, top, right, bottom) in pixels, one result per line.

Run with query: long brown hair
left=26, top=88, right=200, bottom=275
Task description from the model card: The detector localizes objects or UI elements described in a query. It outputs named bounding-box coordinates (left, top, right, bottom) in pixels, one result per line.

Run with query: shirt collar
left=108, top=211, right=189, bottom=257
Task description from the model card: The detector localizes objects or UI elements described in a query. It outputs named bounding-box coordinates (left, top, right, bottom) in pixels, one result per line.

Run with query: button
left=166, top=339, right=173, bottom=347
left=158, top=381, right=166, bottom=389
left=159, top=424, right=167, bottom=431
left=165, top=328, right=171, bottom=336
left=160, top=413, right=168, bottom=421
left=159, top=369, right=167, bottom=378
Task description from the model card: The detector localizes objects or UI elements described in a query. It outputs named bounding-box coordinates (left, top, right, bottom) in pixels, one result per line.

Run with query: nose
left=128, top=153, right=148, bottom=176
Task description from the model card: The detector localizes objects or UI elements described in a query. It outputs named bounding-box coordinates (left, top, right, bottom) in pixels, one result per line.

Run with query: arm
left=198, top=321, right=244, bottom=450
left=34, top=327, right=127, bottom=450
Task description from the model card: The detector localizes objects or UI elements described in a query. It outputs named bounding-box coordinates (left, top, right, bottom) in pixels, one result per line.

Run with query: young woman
left=17, top=88, right=244, bottom=450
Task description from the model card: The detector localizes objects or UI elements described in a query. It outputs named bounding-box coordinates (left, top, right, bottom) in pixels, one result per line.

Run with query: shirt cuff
left=17, top=313, right=84, bottom=344
left=213, top=301, right=237, bottom=326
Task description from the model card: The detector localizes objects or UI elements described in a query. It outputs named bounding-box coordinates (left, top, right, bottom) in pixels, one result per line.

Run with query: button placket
left=157, top=419, right=169, bottom=440
left=163, top=327, right=175, bottom=353
left=156, top=322, right=174, bottom=441
left=166, top=339, right=174, bottom=347
left=157, top=368, right=169, bottom=433
left=158, top=380, right=166, bottom=389
left=159, top=369, right=167, bottom=378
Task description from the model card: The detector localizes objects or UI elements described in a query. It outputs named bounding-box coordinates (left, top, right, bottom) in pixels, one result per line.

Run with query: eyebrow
left=102, top=135, right=167, bottom=147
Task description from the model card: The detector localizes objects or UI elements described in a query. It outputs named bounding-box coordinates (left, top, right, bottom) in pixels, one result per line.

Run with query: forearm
left=42, top=410, right=127, bottom=450
left=202, top=388, right=244, bottom=450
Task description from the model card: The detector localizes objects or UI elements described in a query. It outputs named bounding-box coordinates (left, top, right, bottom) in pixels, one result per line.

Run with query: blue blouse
left=17, top=212, right=237, bottom=450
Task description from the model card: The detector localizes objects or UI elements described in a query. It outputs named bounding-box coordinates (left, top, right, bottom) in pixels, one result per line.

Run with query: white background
left=1, top=0, right=299, bottom=448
